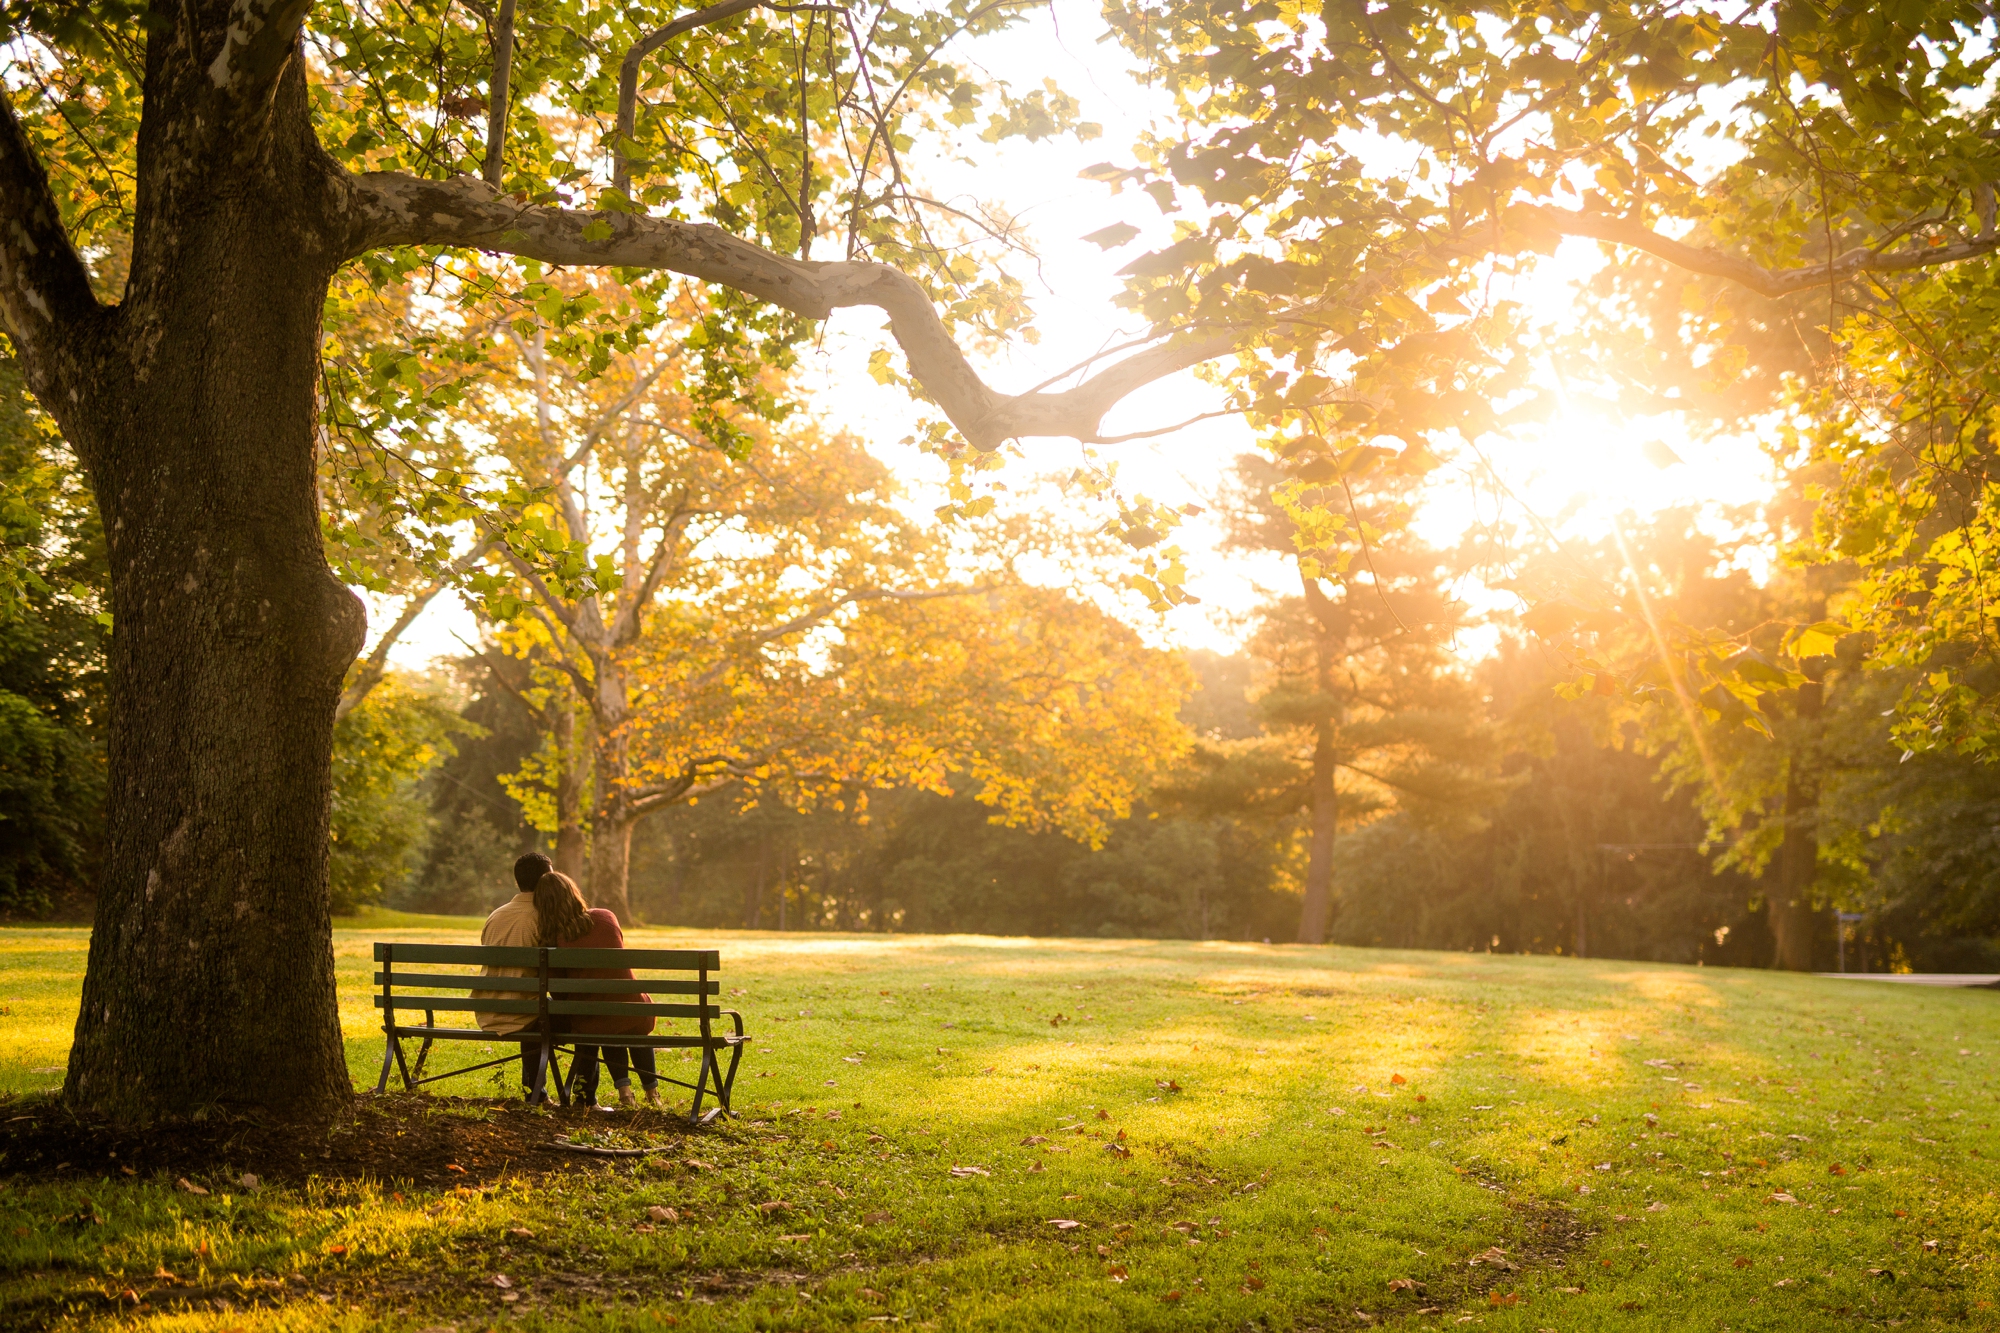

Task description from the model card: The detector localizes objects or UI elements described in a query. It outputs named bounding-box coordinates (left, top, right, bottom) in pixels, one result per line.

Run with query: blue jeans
left=569, top=1045, right=658, bottom=1104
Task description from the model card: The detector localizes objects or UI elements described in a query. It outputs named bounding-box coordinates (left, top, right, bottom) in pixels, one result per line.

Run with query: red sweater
left=555, top=908, right=655, bottom=1036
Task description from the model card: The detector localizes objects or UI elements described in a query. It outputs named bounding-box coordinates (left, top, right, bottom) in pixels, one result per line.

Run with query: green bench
left=371, top=942, right=749, bottom=1122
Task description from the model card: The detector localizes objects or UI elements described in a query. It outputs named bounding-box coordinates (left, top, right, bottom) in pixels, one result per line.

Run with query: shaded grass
left=3, top=919, right=1998, bottom=1330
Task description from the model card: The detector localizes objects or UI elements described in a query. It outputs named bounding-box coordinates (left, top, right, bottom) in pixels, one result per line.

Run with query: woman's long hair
left=532, top=871, right=592, bottom=946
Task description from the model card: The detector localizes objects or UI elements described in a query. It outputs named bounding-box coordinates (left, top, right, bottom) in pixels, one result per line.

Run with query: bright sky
left=380, top=3, right=1779, bottom=673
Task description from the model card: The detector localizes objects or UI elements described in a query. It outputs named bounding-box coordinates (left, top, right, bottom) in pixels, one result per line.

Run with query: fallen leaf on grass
left=1162, top=1290, right=1182, bottom=1303
left=1097, top=1109, right=1111, bottom=1120
left=1388, top=1278, right=1422, bottom=1293
left=1488, top=1291, right=1518, bottom=1308
left=177, top=1178, right=208, bottom=1196
left=1773, top=1278, right=1794, bottom=1287
left=1646, top=1201, right=1668, bottom=1212
left=1021, top=1135, right=1049, bottom=1146
left=863, top=1210, right=895, bottom=1225
left=153, top=1267, right=178, bottom=1284
left=1105, top=1143, right=1132, bottom=1158
left=1049, top=1219, right=1083, bottom=1230
left=1829, top=1163, right=1847, bottom=1176
left=327, top=1245, right=348, bottom=1257
left=646, top=1206, right=677, bottom=1223
left=949, top=1165, right=990, bottom=1178
left=1106, top=1265, right=1128, bottom=1282
left=1390, top=1074, right=1407, bottom=1085
left=1734, top=1257, right=1754, bottom=1269
left=491, top=1274, right=513, bottom=1289
left=1768, top=1192, right=1799, bottom=1205
left=1867, top=1268, right=1895, bottom=1280
left=1155, top=1080, right=1181, bottom=1093
left=1027, top=1161, right=1045, bottom=1174
left=633, top=1224, right=655, bottom=1234
left=1923, top=1239, right=1939, bottom=1252
left=446, top=1164, right=466, bottom=1174
left=685, top=1159, right=714, bottom=1172
left=1470, top=1247, right=1512, bottom=1269
left=860, top=1288, right=884, bottom=1302
left=778, top=1233, right=811, bottom=1241
left=239, top=1173, right=259, bottom=1189
left=508, top=1226, right=535, bottom=1237
left=758, top=1201, right=791, bottom=1214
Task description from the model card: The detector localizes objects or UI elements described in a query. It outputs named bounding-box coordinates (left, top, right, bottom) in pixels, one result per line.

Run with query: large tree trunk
left=1297, top=719, right=1337, bottom=944
left=52, top=46, right=365, bottom=1120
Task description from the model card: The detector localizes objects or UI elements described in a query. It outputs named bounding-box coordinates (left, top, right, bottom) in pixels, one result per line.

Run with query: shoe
left=617, top=1086, right=638, bottom=1109
left=643, top=1088, right=663, bottom=1109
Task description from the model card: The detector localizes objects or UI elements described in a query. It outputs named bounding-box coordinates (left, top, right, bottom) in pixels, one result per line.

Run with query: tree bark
left=22, top=26, right=367, bottom=1120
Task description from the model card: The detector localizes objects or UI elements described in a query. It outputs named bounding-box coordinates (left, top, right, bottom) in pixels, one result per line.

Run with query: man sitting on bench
left=472, top=851, right=559, bottom=1102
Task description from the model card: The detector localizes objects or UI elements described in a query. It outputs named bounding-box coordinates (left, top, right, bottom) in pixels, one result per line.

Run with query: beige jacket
left=473, top=892, right=541, bottom=1036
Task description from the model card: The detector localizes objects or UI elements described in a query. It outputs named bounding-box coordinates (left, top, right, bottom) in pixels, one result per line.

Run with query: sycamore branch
left=1532, top=206, right=2000, bottom=299
left=483, top=0, right=519, bottom=186
left=0, top=85, right=100, bottom=376
left=614, top=0, right=761, bottom=197
left=335, top=539, right=496, bottom=720
left=345, top=172, right=1236, bottom=452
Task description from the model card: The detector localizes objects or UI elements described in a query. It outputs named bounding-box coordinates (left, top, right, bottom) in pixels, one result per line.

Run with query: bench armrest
left=717, top=1008, right=746, bottom=1039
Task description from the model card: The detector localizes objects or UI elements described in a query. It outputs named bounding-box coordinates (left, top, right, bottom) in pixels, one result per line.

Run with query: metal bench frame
left=371, top=942, right=748, bottom=1123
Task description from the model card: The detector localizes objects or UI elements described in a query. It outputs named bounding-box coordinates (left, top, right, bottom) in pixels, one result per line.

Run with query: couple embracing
left=474, top=852, right=661, bottom=1107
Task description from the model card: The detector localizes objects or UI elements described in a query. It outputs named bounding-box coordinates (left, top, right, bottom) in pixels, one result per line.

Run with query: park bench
left=371, top=942, right=748, bottom=1123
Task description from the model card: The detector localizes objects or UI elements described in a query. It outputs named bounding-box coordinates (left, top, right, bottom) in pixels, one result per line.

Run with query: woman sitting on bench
left=533, top=871, right=662, bottom=1108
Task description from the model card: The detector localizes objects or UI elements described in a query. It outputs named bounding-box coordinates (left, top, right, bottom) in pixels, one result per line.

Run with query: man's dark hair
left=513, top=851, right=555, bottom=894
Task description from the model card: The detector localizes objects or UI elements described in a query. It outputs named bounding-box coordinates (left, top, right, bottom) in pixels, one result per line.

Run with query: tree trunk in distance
left=551, top=700, right=586, bottom=882
left=1297, top=719, right=1337, bottom=944
left=589, top=809, right=637, bottom=926
left=57, top=53, right=366, bottom=1121
left=745, top=831, right=769, bottom=928
left=1770, top=682, right=1825, bottom=971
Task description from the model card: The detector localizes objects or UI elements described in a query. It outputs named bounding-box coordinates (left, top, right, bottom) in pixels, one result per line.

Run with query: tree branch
left=483, top=0, right=519, bottom=186
left=335, top=582, right=442, bottom=721
left=206, top=0, right=315, bottom=95
left=615, top=0, right=762, bottom=197
left=335, top=538, right=497, bottom=720
left=0, top=84, right=100, bottom=374
left=345, top=171, right=1238, bottom=451
left=1529, top=205, right=2000, bottom=299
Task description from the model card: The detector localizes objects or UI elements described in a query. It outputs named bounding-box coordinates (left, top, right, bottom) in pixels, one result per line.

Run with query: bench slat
left=373, top=972, right=715, bottom=996
left=375, top=996, right=720, bottom=1019
left=545, top=947, right=721, bottom=970
left=373, top=942, right=720, bottom=969
left=383, top=1026, right=745, bottom=1048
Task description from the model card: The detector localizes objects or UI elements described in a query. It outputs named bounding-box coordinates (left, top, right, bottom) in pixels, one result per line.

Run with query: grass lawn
left=3, top=912, right=1998, bottom=1331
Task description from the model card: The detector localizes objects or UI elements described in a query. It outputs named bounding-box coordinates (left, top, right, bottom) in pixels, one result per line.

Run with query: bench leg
left=688, top=1048, right=714, bottom=1125
left=718, top=1041, right=744, bottom=1112
left=410, top=1032, right=436, bottom=1085
left=391, top=1030, right=415, bottom=1091
left=374, top=1032, right=399, bottom=1095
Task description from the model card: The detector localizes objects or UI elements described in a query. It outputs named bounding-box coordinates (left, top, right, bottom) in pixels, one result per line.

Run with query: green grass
left=4, top=917, right=1998, bottom=1331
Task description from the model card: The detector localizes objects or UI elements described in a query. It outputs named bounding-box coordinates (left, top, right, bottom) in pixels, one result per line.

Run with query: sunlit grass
left=4, top=920, right=1998, bottom=1330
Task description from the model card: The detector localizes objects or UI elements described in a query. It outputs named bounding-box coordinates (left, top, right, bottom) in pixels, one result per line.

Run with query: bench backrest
left=372, top=941, right=723, bottom=1025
